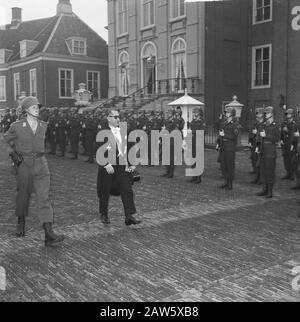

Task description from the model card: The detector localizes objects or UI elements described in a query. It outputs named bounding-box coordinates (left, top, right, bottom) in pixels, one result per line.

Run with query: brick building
left=248, top=0, right=300, bottom=122
left=0, top=0, right=108, bottom=109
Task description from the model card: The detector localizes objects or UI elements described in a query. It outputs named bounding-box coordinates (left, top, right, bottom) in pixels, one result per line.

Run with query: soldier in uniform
left=189, top=108, right=206, bottom=184
left=47, top=108, right=58, bottom=155
left=84, top=110, right=98, bottom=163
left=55, top=109, right=68, bottom=157
left=280, top=108, right=297, bottom=180
left=2, top=96, right=65, bottom=246
left=69, top=107, right=81, bottom=159
left=291, top=116, right=300, bottom=190
left=256, top=106, right=280, bottom=198
left=248, top=107, right=265, bottom=184
left=2, top=108, right=12, bottom=133
left=217, top=106, right=239, bottom=190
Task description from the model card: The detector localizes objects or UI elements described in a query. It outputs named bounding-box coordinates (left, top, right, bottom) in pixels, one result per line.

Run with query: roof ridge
left=33, top=16, right=58, bottom=41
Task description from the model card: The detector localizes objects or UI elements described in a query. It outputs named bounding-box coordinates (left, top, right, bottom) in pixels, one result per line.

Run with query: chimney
left=11, top=7, right=22, bottom=25
left=57, top=0, right=73, bottom=15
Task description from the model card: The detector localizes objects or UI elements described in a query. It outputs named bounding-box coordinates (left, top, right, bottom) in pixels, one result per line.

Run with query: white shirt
left=109, top=125, right=125, bottom=156
left=27, top=117, right=38, bottom=134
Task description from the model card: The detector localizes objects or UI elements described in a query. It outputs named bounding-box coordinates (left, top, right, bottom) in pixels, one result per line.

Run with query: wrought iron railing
left=96, top=77, right=202, bottom=110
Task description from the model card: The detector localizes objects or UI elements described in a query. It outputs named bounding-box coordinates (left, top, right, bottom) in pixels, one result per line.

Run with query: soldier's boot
left=266, top=184, right=273, bottom=198
left=194, top=176, right=202, bottom=184
left=291, top=177, right=300, bottom=190
left=250, top=173, right=259, bottom=184
left=219, top=179, right=229, bottom=189
left=256, top=184, right=268, bottom=196
left=70, top=153, right=78, bottom=160
left=43, top=223, right=65, bottom=247
left=226, top=179, right=233, bottom=190
left=190, top=176, right=197, bottom=183
left=161, top=166, right=170, bottom=177
left=166, top=166, right=174, bottom=178
left=15, top=217, right=25, bottom=238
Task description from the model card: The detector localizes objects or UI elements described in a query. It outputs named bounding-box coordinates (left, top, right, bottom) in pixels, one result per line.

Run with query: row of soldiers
left=248, top=107, right=300, bottom=197
left=0, top=108, right=18, bottom=133
left=37, top=105, right=192, bottom=165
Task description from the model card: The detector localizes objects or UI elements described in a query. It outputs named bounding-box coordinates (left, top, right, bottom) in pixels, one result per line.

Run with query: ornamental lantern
left=73, top=83, right=92, bottom=107
left=225, top=95, right=244, bottom=119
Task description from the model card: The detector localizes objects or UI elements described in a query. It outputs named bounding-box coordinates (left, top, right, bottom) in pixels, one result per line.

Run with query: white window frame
left=86, top=70, right=101, bottom=100
left=29, top=68, right=37, bottom=97
left=71, top=38, right=87, bottom=55
left=14, top=73, right=20, bottom=100
left=171, top=38, right=187, bottom=92
left=170, top=0, right=186, bottom=21
left=117, top=0, right=129, bottom=36
left=20, top=40, right=27, bottom=58
left=141, top=41, right=157, bottom=91
left=59, top=68, right=74, bottom=99
left=252, top=0, right=273, bottom=25
left=0, top=76, right=6, bottom=102
left=251, top=44, right=272, bottom=89
left=118, top=51, right=130, bottom=97
left=141, top=0, right=155, bottom=29
left=0, top=49, right=5, bottom=64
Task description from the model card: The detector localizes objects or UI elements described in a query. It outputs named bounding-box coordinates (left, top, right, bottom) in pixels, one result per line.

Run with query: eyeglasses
left=109, top=115, right=120, bottom=119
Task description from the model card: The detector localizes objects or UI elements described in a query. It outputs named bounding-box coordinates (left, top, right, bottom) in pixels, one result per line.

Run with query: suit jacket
left=96, top=122, right=134, bottom=197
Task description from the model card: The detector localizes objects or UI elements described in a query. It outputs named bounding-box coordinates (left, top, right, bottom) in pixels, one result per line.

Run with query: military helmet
left=255, top=107, right=264, bottom=115
left=21, top=96, right=39, bottom=112
left=264, top=106, right=274, bottom=115
left=285, top=108, right=294, bottom=116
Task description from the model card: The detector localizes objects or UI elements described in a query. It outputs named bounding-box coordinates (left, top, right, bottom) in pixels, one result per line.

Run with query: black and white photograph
left=0, top=0, right=300, bottom=306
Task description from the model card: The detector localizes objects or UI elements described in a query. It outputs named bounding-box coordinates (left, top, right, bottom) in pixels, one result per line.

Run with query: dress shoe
left=256, top=185, right=268, bottom=196
left=70, top=156, right=78, bottom=160
left=16, top=217, right=25, bottom=238
left=190, top=177, right=197, bottom=183
left=100, top=214, right=110, bottom=224
left=125, top=215, right=141, bottom=226
left=219, top=180, right=229, bottom=189
left=43, top=223, right=65, bottom=247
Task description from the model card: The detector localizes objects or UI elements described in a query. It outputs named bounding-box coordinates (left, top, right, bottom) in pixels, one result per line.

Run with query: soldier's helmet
left=264, top=106, right=274, bottom=115
left=21, top=96, right=39, bottom=113
left=255, top=107, right=264, bottom=115
left=225, top=106, right=236, bottom=117
left=285, top=108, right=294, bottom=116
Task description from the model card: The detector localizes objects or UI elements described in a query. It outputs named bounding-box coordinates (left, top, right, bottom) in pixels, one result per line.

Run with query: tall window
left=0, top=76, right=6, bottom=101
left=59, top=68, right=73, bottom=98
left=253, top=0, right=272, bottom=24
left=29, top=69, right=37, bottom=96
left=142, top=0, right=154, bottom=28
left=172, top=38, right=187, bottom=92
left=14, top=73, right=20, bottom=100
left=252, top=44, right=272, bottom=88
left=119, top=51, right=130, bottom=97
left=117, top=0, right=128, bottom=35
left=87, top=71, right=101, bottom=100
left=141, top=42, right=157, bottom=94
left=171, top=0, right=185, bottom=19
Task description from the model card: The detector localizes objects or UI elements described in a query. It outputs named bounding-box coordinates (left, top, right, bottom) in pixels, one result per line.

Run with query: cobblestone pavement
left=0, top=136, right=300, bottom=302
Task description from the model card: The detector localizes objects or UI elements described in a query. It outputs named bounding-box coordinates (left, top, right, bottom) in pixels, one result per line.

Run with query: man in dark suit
left=96, top=110, right=141, bottom=226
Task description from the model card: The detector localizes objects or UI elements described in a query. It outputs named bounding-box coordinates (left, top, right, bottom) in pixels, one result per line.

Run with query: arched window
left=141, top=42, right=157, bottom=94
left=119, top=51, right=129, bottom=97
left=172, top=38, right=187, bottom=92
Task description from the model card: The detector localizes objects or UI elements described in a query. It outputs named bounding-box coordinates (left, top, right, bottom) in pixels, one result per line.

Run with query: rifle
left=255, top=124, right=265, bottom=168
